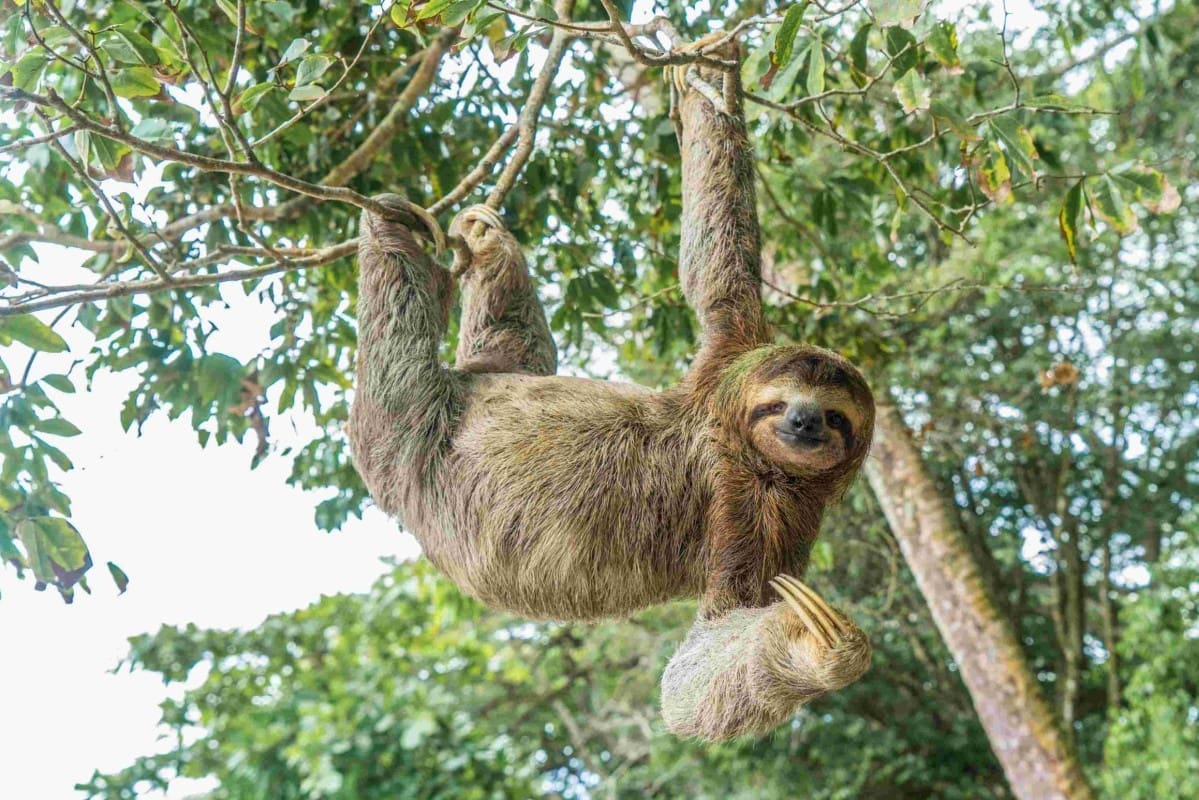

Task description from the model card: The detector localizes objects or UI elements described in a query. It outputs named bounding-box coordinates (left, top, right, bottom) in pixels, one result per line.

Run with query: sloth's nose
left=785, top=406, right=825, bottom=436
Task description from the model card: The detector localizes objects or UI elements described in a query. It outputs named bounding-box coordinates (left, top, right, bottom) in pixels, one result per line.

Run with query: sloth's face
left=744, top=377, right=864, bottom=473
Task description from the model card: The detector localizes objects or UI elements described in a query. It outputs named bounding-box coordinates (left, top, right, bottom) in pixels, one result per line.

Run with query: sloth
left=349, top=49, right=875, bottom=741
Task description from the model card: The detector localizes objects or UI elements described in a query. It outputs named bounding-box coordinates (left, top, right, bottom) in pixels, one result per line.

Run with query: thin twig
left=596, top=0, right=733, bottom=69
left=320, top=31, right=454, bottom=187
left=165, top=1, right=257, bottom=161
left=579, top=284, right=681, bottom=319
left=3, top=86, right=429, bottom=229
left=251, top=4, right=395, bottom=148
left=38, top=111, right=172, bottom=280
left=763, top=275, right=1079, bottom=319
left=486, top=0, right=576, bottom=209
left=1, top=242, right=356, bottom=317
left=429, top=126, right=519, bottom=215
left=42, top=0, right=126, bottom=131
left=0, top=124, right=81, bottom=154
left=222, top=0, right=247, bottom=98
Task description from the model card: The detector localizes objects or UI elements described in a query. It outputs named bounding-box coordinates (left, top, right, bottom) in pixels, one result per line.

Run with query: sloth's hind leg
left=450, top=205, right=557, bottom=377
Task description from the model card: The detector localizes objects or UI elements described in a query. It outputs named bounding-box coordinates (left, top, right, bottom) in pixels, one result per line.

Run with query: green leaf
left=233, top=82, right=276, bottom=115
left=36, top=437, right=74, bottom=471
left=927, top=22, right=960, bottom=69
left=9, top=49, right=48, bottom=90
left=1111, top=166, right=1182, bottom=214
left=42, top=374, right=75, bottom=393
left=767, top=49, right=807, bottom=99
left=930, top=100, right=979, bottom=141
left=772, top=2, right=809, bottom=67
left=532, top=2, right=557, bottom=21
left=119, top=397, right=138, bottom=432
left=278, top=38, right=311, bottom=66
left=988, top=118, right=1038, bottom=178
left=196, top=353, right=243, bottom=406
left=1058, top=179, right=1084, bottom=263
left=805, top=36, right=826, bottom=96
left=0, top=315, right=68, bottom=352
left=442, top=1, right=482, bottom=27
left=15, top=517, right=93, bottom=595
left=288, top=85, right=326, bottom=102
left=976, top=142, right=1013, bottom=205
left=107, top=27, right=160, bottom=66
left=35, top=418, right=82, bottom=437
left=295, top=54, right=335, bottom=87
left=390, top=2, right=413, bottom=28
left=415, top=0, right=454, bottom=22
left=1024, top=93, right=1096, bottom=111
left=1091, top=174, right=1138, bottom=234
left=107, top=561, right=130, bottom=594
left=893, top=69, right=930, bottom=113
left=129, top=118, right=173, bottom=143
left=108, top=67, right=161, bottom=99
left=849, top=23, right=872, bottom=80
left=75, top=130, right=130, bottom=172
left=883, top=27, right=918, bottom=78
left=870, top=0, right=924, bottom=28
left=215, top=0, right=240, bottom=26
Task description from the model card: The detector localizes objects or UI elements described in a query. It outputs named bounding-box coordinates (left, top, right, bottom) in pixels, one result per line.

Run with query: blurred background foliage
left=1, top=0, right=1196, bottom=797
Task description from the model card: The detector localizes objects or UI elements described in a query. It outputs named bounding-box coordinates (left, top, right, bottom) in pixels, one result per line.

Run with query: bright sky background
left=0, top=1, right=1139, bottom=797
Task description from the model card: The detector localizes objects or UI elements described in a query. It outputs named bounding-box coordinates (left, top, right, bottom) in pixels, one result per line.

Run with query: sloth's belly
left=409, top=470, right=707, bottom=621
left=407, top=374, right=711, bottom=621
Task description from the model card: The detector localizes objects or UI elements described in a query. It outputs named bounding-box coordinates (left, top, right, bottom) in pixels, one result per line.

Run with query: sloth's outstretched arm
left=676, top=46, right=770, bottom=377
left=450, top=206, right=557, bottom=376
left=661, top=575, right=871, bottom=741
left=349, top=195, right=461, bottom=512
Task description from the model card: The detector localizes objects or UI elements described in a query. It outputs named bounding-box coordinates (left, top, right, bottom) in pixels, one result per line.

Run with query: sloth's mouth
left=775, top=430, right=828, bottom=448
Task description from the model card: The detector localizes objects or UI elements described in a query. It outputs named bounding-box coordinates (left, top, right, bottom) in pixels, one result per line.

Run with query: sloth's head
left=720, top=345, right=875, bottom=483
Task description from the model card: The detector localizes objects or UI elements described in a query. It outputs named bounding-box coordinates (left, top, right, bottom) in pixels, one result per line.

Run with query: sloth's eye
left=825, top=410, right=848, bottom=430
left=749, top=401, right=787, bottom=423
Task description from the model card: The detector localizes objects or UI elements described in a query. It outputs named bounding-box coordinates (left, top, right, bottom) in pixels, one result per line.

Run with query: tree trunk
left=865, top=403, right=1095, bottom=800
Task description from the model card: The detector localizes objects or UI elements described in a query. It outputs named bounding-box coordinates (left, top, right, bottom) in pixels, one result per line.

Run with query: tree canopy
left=1, top=0, right=1195, bottom=797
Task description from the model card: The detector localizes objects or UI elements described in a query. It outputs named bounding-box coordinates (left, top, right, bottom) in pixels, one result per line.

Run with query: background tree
left=1, top=0, right=1193, bottom=798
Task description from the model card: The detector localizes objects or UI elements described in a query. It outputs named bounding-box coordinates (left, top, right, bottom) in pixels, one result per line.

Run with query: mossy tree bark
left=865, top=403, right=1095, bottom=800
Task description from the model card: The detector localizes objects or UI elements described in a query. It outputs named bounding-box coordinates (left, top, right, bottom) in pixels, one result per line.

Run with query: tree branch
left=319, top=31, right=454, bottom=187
left=2, top=87, right=425, bottom=226
left=486, top=0, right=576, bottom=209
left=0, top=242, right=356, bottom=317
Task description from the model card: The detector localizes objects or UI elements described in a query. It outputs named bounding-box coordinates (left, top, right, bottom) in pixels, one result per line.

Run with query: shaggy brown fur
left=349, top=46, right=875, bottom=741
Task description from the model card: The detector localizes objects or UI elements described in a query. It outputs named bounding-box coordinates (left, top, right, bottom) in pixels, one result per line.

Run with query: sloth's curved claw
left=767, top=573, right=853, bottom=647
left=370, top=193, right=446, bottom=259
left=767, top=578, right=834, bottom=647
left=449, top=204, right=507, bottom=278
left=409, top=203, right=446, bottom=258
left=775, top=573, right=848, bottom=637
left=449, top=204, right=505, bottom=240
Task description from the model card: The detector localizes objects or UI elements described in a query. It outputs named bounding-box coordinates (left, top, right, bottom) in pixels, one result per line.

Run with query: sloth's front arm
left=661, top=576, right=871, bottom=740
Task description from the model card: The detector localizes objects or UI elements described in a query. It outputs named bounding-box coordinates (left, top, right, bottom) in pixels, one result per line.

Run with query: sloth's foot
left=369, top=192, right=445, bottom=257
left=449, top=204, right=517, bottom=278
left=768, top=573, right=872, bottom=693
left=449, top=204, right=506, bottom=242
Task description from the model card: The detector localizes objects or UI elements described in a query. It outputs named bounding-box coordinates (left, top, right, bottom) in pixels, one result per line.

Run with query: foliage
left=80, top=536, right=1009, bottom=800
left=1, top=0, right=1195, bottom=796
left=1100, top=550, right=1199, bottom=800
left=0, top=0, right=1180, bottom=597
